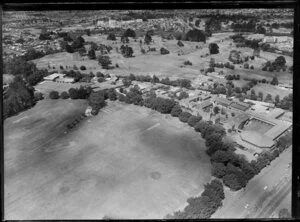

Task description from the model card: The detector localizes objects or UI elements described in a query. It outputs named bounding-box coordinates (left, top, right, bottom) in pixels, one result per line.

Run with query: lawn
left=4, top=100, right=211, bottom=219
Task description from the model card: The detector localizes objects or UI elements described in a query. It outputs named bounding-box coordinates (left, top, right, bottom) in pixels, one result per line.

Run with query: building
left=44, top=73, right=65, bottom=81
left=230, top=101, right=251, bottom=112
left=56, top=77, right=75, bottom=84
left=197, top=100, right=213, bottom=112
left=214, top=97, right=232, bottom=107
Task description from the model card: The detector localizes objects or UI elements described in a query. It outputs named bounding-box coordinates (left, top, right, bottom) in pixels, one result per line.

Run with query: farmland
left=4, top=100, right=211, bottom=219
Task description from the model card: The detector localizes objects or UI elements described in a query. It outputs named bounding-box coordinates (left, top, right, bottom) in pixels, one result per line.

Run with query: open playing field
left=4, top=100, right=211, bottom=219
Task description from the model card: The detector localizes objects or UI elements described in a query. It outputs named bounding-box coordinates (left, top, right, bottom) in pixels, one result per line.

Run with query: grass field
left=249, top=84, right=292, bottom=99
left=31, top=32, right=292, bottom=88
left=4, top=100, right=211, bottom=219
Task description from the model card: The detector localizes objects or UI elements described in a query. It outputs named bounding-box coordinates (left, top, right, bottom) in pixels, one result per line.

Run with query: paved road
left=212, top=146, right=292, bottom=219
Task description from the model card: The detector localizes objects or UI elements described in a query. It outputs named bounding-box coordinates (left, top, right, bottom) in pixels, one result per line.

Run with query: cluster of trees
left=3, top=76, right=36, bottom=119
left=144, top=31, right=152, bottom=45
left=230, top=34, right=260, bottom=49
left=49, top=86, right=92, bottom=100
left=60, top=36, right=85, bottom=54
left=183, top=29, right=206, bottom=42
left=230, top=20, right=256, bottom=32
left=122, top=28, right=136, bottom=38
left=120, top=45, right=134, bottom=57
left=166, top=179, right=225, bottom=219
left=226, top=74, right=240, bottom=81
left=262, top=56, right=287, bottom=72
left=276, top=93, right=293, bottom=111
left=61, top=69, right=85, bottom=82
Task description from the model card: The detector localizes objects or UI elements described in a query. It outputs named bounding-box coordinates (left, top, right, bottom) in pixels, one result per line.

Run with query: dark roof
left=199, top=100, right=213, bottom=109
left=230, top=102, right=250, bottom=111
left=214, top=97, right=232, bottom=106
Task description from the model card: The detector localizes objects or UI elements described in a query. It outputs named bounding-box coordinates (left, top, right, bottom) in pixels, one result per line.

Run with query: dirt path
left=212, top=146, right=291, bottom=219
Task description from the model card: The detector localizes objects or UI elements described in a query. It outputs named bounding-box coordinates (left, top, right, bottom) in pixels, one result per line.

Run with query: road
left=212, top=146, right=292, bottom=219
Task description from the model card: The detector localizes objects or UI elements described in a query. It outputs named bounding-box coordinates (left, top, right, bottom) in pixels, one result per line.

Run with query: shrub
left=34, top=92, right=44, bottom=101
left=184, top=60, right=192, bottom=66
left=177, top=40, right=184, bottom=47
left=49, top=90, right=59, bottom=99
left=107, top=33, right=116, bottom=41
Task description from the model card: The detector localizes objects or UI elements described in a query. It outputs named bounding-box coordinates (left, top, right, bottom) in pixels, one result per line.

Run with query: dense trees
left=144, top=33, right=152, bottom=44
left=60, top=91, right=70, bottom=99
left=209, top=43, right=219, bottom=54
left=88, top=48, right=96, bottom=59
left=3, top=76, right=35, bottom=119
left=178, top=91, right=189, bottom=100
left=166, top=179, right=225, bottom=219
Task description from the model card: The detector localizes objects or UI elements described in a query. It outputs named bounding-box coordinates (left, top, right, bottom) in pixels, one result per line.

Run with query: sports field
left=4, top=100, right=211, bottom=219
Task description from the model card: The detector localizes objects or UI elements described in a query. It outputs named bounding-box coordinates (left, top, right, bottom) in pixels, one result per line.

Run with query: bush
left=179, top=111, right=192, bottom=123
left=177, top=40, right=184, bottom=47
left=209, top=43, right=219, bottom=54
left=184, top=60, right=192, bottom=66
left=60, top=91, right=69, bottom=99
left=107, top=33, right=116, bottom=41
left=34, top=92, right=44, bottom=101
left=49, top=90, right=59, bottom=99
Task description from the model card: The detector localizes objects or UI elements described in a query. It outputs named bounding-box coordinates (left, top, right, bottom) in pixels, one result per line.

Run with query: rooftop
left=214, top=97, right=232, bottom=106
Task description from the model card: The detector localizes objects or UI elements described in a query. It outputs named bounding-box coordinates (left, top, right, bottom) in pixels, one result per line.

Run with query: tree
left=213, top=106, right=220, bottom=114
left=80, top=65, right=86, bottom=71
left=258, top=91, right=263, bottom=100
left=209, top=43, right=219, bottom=54
left=107, top=89, right=117, bottom=101
left=160, top=47, right=170, bottom=55
left=34, top=92, right=44, bottom=101
left=68, top=88, right=79, bottom=99
left=275, top=56, right=286, bottom=67
left=152, top=75, right=160, bottom=83
left=123, top=28, right=136, bottom=38
left=178, top=91, right=189, bottom=100
left=171, top=105, right=183, bottom=117
left=88, top=48, right=96, bottom=59
left=264, top=94, right=273, bottom=102
left=144, top=33, right=152, bottom=44
left=107, top=33, right=116, bottom=41
left=98, top=55, right=112, bottom=69
left=179, top=111, right=192, bottom=123
left=177, top=40, right=184, bottom=47
left=49, top=90, right=59, bottom=99
left=88, top=91, right=106, bottom=115
left=271, top=77, right=279, bottom=85
left=212, top=162, right=227, bottom=178
left=188, top=115, right=202, bottom=127
left=60, top=91, right=69, bottom=99
left=122, top=78, right=132, bottom=87
left=275, top=95, right=280, bottom=104
left=71, top=36, right=85, bottom=51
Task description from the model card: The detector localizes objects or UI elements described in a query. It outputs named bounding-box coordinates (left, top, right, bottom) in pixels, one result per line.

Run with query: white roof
left=44, top=73, right=64, bottom=80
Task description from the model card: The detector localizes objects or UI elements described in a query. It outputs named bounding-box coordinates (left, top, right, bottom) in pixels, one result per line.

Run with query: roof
left=44, top=73, right=64, bottom=80
left=198, top=100, right=213, bottom=109
left=264, top=120, right=292, bottom=140
left=214, top=97, right=232, bottom=106
left=230, top=101, right=251, bottom=111
left=268, top=108, right=285, bottom=119
left=240, top=131, right=274, bottom=148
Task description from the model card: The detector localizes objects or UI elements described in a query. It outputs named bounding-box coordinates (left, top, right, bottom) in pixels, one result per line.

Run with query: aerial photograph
left=3, top=8, right=293, bottom=219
